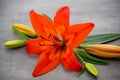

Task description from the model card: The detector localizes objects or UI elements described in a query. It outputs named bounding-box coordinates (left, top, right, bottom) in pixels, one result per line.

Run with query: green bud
left=85, top=62, right=98, bottom=77
left=4, top=40, right=26, bottom=48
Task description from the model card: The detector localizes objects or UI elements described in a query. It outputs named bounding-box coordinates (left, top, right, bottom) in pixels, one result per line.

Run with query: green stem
left=76, top=52, right=85, bottom=63
left=75, top=52, right=86, bottom=77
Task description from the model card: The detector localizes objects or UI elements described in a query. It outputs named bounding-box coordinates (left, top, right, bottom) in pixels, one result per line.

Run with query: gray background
left=0, top=0, right=120, bottom=80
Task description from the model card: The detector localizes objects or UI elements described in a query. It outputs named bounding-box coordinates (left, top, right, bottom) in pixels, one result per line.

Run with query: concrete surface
left=0, top=0, right=120, bottom=80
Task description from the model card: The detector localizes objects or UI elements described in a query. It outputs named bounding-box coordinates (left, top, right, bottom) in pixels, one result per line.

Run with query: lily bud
left=85, top=62, right=98, bottom=77
left=84, top=44, right=120, bottom=58
left=4, top=40, right=26, bottom=48
left=12, top=23, right=37, bottom=37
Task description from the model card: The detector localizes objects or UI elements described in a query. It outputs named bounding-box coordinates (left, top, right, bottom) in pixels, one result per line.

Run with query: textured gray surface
left=0, top=0, right=120, bottom=80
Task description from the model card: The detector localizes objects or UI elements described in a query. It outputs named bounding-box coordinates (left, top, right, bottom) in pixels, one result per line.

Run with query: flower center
left=39, top=34, right=66, bottom=50
left=56, top=34, right=66, bottom=49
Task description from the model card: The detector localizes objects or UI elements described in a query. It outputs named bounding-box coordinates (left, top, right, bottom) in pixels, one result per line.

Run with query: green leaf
left=75, top=50, right=109, bottom=65
left=82, top=57, right=108, bottom=65
left=13, top=27, right=30, bottom=40
left=81, top=33, right=120, bottom=45
left=85, top=62, right=99, bottom=77
left=76, top=51, right=99, bottom=77
left=42, top=13, right=53, bottom=22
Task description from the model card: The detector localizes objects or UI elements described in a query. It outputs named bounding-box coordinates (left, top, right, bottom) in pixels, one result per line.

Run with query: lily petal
left=54, top=6, right=70, bottom=35
left=26, top=38, right=53, bottom=55
left=32, top=48, right=60, bottom=77
left=61, top=47, right=82, bottom=72
left=26, top=38, right=42, bottom=55
left=30, top=10, right=56, bottom=39
left=67, top=22, right=94, bottom=48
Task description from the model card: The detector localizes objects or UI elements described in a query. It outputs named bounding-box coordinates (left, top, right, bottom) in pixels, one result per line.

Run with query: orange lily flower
left=26, top=6, right=94, bottom=77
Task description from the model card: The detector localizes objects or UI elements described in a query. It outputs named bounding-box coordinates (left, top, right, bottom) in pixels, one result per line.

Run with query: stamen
left=40, top=34, right=54, bottom=42
left=39, top=43, right=45, bottom=46
left=48, top=34, right=51, bottom=39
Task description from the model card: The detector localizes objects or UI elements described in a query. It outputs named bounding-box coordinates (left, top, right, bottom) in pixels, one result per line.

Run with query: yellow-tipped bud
left=12, top=23, right=37, bottom=37
left=84, top=44, right=120, bottom=58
